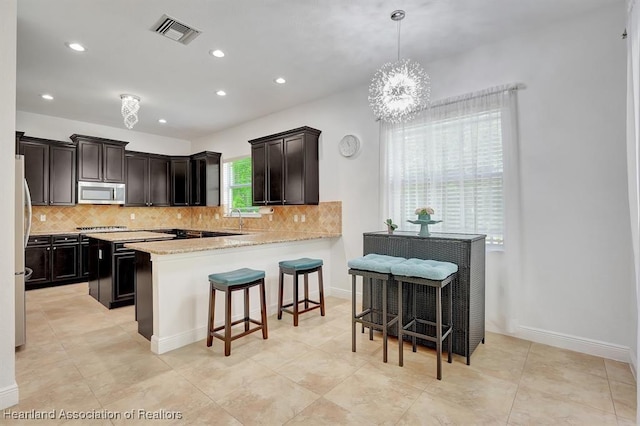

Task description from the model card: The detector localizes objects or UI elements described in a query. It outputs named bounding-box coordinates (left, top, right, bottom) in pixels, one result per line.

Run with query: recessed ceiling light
left=274, top=77, right=286, bottom=84
left=41, top=94, right=54, bottom=100
left=158, top=119, right=167, bottom=124
left=216, top=90, right=226, bottom=96
left=210, top=49, right=225, bottom=58
left=65, top=42, right=86, bottom=52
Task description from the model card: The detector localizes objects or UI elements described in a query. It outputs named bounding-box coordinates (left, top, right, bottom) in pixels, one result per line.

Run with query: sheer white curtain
left=380, top=84, right=522, bottom=331
left=626, top=0, right=640, bottom=421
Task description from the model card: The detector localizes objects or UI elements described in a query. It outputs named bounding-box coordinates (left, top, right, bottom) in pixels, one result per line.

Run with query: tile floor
left=7, top=283, right=637, bottom=425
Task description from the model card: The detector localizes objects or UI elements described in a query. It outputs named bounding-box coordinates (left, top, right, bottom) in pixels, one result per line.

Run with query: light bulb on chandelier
left=120, top=94, right=140, bottom=129
left=368, top=10, right=430, bottom=124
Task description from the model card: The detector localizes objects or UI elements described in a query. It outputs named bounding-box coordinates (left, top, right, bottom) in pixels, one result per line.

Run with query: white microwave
left=77, top=181, right=126, bottom=205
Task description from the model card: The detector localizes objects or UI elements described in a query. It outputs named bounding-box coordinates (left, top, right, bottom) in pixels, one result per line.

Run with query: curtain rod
left=375, top=83, right=525, bottom=121
left=427, top=83, right=525, bottom=110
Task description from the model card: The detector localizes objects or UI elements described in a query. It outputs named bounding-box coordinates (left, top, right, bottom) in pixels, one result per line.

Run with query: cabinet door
left=103, top=144, right=126, bottom=183
left=77, top=140, right=102, bottom=182
left=251, top=144, right=266, bottom=205
left=266, top=139, right=284, bottom=204
left=80, top=241, right=89, bottom=278
left=189, top=158, right=204, bottom=206
left=51, top=244, right=79, bottom=281
left=21, top=141, right=49, bottom=205
left=149, top=157, right=170, bottom=206
left=114, top=253, right=136, bottom=300
left=283, top=134, right=305, bottom=205
left=25, top=245, right=50, bottom=285
left=171, top=158, right=190, bottom=206
left=49, top=145, right=76, bottom=205
left=125, top=154, right=148, bottom=206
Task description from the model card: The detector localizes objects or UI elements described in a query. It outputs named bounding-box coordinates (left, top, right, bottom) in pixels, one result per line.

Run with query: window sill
left=225, top=213, right=261, bottom=219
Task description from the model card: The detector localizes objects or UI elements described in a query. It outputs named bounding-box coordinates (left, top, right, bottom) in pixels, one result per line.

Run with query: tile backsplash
left=30, top=201, right=342, bottom=234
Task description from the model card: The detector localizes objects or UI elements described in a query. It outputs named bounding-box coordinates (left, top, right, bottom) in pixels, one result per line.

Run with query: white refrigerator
left=15, top=155, right=32, bottom=347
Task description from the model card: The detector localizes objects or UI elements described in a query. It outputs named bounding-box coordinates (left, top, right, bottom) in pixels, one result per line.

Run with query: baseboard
left=629, top=347, right=638, bottom=381
left=516, top=325, right=631, bottom=362
left=329, top=287, right=352, bottom=300
left=151, top=327, right=206, bottom=354
left=0, top=382, right=19, bottom=410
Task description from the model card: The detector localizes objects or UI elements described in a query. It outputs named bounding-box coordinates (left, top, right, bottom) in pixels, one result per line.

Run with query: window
left=383, top=88, right=516, bottom=246
left=222, top=157, right=258, bottom=215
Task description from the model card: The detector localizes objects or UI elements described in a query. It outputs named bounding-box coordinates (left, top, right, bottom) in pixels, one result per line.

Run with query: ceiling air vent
left=152, top=14, right=201, bottom=45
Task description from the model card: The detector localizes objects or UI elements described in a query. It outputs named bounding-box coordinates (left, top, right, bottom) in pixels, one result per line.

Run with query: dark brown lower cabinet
left=51, top=235, right=79, bottom=281
left=25, top=237, right=51, bottom=287
left=25, top=234, right=81, bottom=290
left=89, top=239, right=134, bottom=309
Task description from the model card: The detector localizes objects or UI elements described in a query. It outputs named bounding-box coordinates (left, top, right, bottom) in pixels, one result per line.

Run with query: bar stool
left=207, top=268, right=268, bottom=356
left=348, top=254, right=406, bottom=363
left=277, top=258, right=325, bottom=326
left=391, top=258, right=457, bottom=380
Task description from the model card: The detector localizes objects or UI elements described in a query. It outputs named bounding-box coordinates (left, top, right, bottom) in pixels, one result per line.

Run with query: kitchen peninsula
left=126, top=230, right=340, bottom=354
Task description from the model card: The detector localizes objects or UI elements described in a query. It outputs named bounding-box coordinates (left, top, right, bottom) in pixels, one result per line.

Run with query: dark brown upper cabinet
left=71, top=134, right=128, bottom=183
left=190, top=151, right=221, bottom=206
left=249, top=126, right=320, bottom=205
left=125, top=151, right=170, bottom=207
left=170, top=157, right=190, bottom=206
left=18, top=135, right=77, bottom=206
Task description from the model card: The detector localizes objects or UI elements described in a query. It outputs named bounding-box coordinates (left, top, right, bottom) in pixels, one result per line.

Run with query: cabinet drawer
left=114, top=242, right=134, bottom=252
left=53, top=234, right=80, bottom=244
left=27, top=235, right=51, bottom=246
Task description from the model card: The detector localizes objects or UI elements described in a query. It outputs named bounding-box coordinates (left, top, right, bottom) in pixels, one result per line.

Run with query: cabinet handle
left=149, top=202, right=153, bottom=206
left=47, top=247, right=50, bottom=251
left=53, top=247, right=57, bottom=250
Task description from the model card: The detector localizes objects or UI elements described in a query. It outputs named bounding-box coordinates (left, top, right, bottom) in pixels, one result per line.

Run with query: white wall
left=0, top=0, right=19, bottom=410
left=192, top=87, right=381, bottom=293
left=194, top=3, right=635, bottom=360
left=17, top=111, right=191, bottom=155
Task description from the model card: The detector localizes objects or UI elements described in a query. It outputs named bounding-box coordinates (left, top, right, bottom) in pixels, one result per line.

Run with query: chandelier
left=120, top=94, right=140, bottom=129
left=368, top=10, right=430, bottom=124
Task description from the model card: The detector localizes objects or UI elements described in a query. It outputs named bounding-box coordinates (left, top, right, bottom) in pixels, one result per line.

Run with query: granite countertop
left=84, top=231, right=176, bottom=242
left=29, top=227, right=248, bottom=236
left=125, top=231, right=341, bottom=255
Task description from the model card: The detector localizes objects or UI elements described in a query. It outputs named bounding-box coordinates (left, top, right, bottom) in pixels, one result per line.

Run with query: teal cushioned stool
left=347, top=254, right=406, bottom=363
left=207, top=268, right=268, bottom=356
left=391, top=258, right=458, bottom=380
left=278, top=258, right=325, bottom=326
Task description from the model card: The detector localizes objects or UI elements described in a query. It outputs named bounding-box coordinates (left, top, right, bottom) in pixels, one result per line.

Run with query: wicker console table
left=362, top=231, right=486, bottom=365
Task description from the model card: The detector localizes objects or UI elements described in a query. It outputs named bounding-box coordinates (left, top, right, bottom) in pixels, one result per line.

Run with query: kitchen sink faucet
left=231, top=208, right=244, bottom=231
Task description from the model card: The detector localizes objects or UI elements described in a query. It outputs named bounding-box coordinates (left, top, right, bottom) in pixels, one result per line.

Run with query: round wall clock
left=339, top=134, right=360, bottom=157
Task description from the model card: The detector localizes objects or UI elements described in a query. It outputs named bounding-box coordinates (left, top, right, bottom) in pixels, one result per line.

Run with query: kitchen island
left=126, top=231, right=340, bottom=354
left=85, top=231, right=174, bottom=309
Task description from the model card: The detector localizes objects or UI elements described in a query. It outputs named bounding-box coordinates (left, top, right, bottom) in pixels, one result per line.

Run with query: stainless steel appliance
left=15, top=155, right=32, bottom=347
left=77, top=181, right=125, bottom=205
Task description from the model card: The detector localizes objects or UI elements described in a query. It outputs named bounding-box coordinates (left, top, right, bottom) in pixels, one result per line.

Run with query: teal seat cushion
left=208, top=268, right=265, bottom=286
left=279, top=257, right=323, bottom=271
left=347, top=254, right=407, bottom=274
left=391, top=258, right=458, bottom=281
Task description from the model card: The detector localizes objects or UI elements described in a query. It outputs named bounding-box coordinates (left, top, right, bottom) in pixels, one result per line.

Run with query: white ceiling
left=16, top=0, right=621, bottom=140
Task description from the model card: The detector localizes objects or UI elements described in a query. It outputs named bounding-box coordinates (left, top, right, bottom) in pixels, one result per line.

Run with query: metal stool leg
left=448, top=283, right=452, bottom=364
